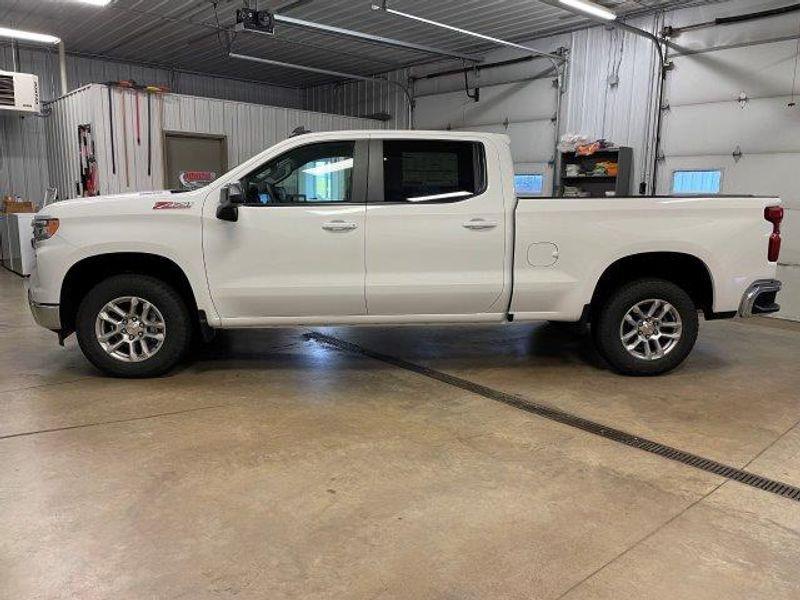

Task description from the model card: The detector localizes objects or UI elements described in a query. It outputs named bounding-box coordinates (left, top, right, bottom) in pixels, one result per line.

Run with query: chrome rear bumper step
left=738, top=279, right=782, bottom=317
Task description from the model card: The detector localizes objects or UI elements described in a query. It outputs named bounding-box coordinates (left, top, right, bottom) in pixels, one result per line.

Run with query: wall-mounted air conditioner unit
left=0, top=71, right=41, bottom=114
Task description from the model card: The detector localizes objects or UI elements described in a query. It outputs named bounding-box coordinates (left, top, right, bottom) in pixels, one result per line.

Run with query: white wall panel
left=668, top=40, right=800, bottom=105
left=664, top=0, right=800, bottom=50
left=661, top=97, right=800, bottom=156
left=0, top=112, right=48, bottom=204
left=416, top=78, right=556, bottom=130
left=46, top=84, right=381, bottom=199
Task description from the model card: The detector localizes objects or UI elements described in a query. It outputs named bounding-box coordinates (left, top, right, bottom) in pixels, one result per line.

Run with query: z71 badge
left=153, top=201, right=192, bottom=210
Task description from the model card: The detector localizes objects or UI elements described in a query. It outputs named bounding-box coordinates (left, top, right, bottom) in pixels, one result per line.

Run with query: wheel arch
left=590, top=252, right=716, bottom=319
left=60, top=252, right=200, bottom=336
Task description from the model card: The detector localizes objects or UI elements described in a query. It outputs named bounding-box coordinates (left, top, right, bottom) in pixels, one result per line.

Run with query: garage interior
left=2, top=0, right=800, bottom=598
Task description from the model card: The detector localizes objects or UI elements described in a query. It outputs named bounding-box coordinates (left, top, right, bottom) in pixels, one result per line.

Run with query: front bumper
left=738, top=279, right=782, bottom=317
left=28, top=291, right=61, bottom=331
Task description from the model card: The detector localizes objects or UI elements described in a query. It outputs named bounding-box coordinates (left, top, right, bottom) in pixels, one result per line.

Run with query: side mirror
left=217, top=182, right=244, bottom=222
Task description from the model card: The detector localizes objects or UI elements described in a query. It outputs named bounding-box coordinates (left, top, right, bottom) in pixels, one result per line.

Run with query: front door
left=164, top=132, right=227, bottom=190
left=203, top=139, right=368, bottom=320
left=365, top=138, right=507, bottom=316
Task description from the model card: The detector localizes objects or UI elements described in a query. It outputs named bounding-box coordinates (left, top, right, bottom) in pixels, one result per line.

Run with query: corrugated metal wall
left=46, top=84, right=383, bottom=200
left=0, top=104, right=49, bottom=203
left=564, top=13, right=664, bottom=192
left=0, top=46, right=53, bottom=203
left=0, top=44, right=303, bottom=204
left=1, top=45, right=303, bottom=110
left=303, top=69, right=413, bottom=129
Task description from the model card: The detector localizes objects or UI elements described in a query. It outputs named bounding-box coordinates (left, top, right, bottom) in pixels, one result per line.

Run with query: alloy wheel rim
left=619, top=298, right=682, bottom=361
left=94, top=296, right=166, bottom=362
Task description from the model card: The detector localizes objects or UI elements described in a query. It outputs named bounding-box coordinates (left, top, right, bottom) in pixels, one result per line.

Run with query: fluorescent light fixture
left=78, top=0, right=112, bottom=5
left=406, top=191, right=472, bottom=203
left=302, top=158, right=353, bottom=176
left=0, top=26, right=60, bottom=44
left=558, top=0, right=617, bottom=20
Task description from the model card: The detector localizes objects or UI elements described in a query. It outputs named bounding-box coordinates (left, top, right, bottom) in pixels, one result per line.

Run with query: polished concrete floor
left=2, top=267, right=800, bottom=599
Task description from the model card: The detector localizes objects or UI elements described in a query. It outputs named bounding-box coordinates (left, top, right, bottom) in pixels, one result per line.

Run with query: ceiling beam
left=230, top=51, right=383, bottom=82
left=270, top=13, right=482, bottom=63
left=370, top=3, right=564, bottom=65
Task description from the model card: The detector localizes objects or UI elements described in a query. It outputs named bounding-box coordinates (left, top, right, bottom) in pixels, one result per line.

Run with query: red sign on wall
left=178, top=170, right=217, bottom=189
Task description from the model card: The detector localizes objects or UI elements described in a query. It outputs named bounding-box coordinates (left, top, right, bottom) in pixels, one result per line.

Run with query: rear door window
left=382, top=140, right=486, bottom=203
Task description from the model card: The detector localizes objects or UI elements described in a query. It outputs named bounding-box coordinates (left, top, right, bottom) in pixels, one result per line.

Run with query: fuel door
left=527, top=242, right=559, bottom=267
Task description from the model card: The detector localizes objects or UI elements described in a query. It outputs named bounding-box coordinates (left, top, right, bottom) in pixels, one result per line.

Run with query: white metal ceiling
left=0, top=0, right=713, bottom=88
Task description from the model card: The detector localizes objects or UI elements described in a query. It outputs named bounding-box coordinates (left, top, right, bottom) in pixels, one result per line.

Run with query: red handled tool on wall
left=104, top=80, right=168, bottom=183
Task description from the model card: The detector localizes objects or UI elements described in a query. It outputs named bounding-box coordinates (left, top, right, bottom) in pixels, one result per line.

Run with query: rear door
left=364, top=136, right=507, bottom=316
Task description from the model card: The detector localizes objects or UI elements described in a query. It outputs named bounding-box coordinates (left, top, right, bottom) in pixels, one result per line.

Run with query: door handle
left=463, top=219, right=498, bottom=230
left=322, top=220, right=358, bottom=232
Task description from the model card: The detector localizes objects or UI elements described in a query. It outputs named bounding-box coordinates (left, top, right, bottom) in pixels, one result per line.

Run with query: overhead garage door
left=415, top=76, right=558, bottom=195
left=658, top=33, right=800, bottom=320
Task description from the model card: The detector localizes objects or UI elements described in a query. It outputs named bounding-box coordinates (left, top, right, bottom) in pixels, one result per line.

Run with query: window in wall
left=383, top=140, right=485, bottom=203
left=671, top=170, right=722, bottom=195
left=242, top=141, right=354, bottom=205
left=514, top=174, right=544, bottom=196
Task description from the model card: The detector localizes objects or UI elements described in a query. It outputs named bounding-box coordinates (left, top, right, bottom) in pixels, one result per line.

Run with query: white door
left=365, top=137, right=507, bottom=316
left=203, top=140, right=368, bottom=320
left=658, top=32, right=800, bottom=320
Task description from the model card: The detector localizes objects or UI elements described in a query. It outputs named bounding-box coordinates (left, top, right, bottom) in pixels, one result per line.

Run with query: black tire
left=76, top=274, right=191, bottom=378
left=593, top=278, right=699, bottom=376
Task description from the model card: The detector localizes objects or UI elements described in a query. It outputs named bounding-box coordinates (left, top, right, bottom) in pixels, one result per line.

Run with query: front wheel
left=593, top=278, right=699, bottom=376
left=76, top=274, right=191, bottom=378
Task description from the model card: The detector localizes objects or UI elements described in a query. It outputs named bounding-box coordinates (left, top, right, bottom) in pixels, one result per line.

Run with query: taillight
left=764, top=206, right=783, bottom=262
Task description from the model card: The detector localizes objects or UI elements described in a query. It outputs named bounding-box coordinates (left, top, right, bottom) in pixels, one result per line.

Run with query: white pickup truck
left=28, top=130, right=783, bottom=378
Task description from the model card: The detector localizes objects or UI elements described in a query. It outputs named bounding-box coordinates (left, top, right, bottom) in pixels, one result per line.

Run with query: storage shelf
left=558, top=146, right=633, bottom=198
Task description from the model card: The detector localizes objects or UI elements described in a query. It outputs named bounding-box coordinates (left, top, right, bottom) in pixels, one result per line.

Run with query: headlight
left=32, top=217, right=60, bottom=242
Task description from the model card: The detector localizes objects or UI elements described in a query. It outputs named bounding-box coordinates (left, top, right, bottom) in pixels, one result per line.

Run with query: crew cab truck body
left=28, top=130, right=783, bottom=377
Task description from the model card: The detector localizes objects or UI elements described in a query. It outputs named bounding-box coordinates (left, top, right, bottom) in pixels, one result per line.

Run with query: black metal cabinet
left=557, top=146, right=633, bottom=198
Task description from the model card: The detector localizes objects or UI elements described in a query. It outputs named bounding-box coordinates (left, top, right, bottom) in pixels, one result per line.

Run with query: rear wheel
left=76, top=274, right=191, bottom=378
left=593, top=278, right=699, bottom=376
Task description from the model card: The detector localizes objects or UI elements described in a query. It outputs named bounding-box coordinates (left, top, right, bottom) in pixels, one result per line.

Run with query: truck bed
left=510, top=194, right=779, bottom=321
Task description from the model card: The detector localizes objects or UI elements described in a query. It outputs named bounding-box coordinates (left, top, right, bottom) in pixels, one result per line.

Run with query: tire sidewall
left=594, top=279, right=699, bottom=376
left=76, top=275, right=190, bottom=378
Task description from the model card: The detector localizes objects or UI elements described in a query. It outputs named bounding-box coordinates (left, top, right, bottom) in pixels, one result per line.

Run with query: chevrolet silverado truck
left=28, top=130, right=783, bottom=377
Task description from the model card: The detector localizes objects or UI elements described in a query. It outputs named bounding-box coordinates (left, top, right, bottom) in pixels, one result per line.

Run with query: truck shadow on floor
left=185, top=322, right=622, bottom=375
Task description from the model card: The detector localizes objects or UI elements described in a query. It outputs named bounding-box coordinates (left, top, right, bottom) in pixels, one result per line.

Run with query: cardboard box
left=2, top=197, right=35, bottom=213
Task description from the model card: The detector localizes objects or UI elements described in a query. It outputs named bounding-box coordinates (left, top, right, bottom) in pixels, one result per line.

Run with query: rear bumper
left=738, top=279, right=782, bottom=317
left=28, top=290, right=61, bottom=331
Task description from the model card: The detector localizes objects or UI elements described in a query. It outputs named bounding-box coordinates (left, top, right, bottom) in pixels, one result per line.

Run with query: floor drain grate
left=305, top=331, right=800, bottom=503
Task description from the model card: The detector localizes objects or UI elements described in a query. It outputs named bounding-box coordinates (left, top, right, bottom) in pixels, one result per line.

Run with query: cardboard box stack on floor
left=1, top=196, right=37, bottom=275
